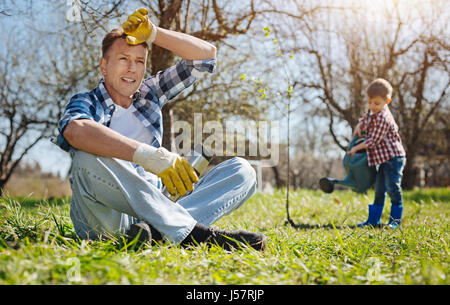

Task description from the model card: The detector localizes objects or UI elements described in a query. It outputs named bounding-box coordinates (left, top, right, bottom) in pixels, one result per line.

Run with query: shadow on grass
left=284, top=220, right=359, bottom=230
left=283, top=221, right=394, bottom=230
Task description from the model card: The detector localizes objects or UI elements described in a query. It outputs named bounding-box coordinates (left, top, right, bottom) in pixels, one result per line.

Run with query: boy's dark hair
left=102, top=28, right=148, bottom=58
left=366, top=78, right=393, bottom=100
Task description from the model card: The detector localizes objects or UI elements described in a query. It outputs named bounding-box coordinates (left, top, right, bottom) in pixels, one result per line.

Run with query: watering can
left=319, top=134, right=376, bottom=193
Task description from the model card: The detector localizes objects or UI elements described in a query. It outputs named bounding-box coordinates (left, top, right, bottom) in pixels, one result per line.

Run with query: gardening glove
left=132, top=143, right=199, bottom=196
left=122, top=8, right=157, bottom=45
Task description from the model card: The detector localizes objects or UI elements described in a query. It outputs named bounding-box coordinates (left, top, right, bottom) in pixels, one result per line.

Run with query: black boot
left=147, top=223, right=164, bottom=245
left=124, top=223, right=152, bottom=247
left=180, top=223, right=266, bottom=251
left=128, top=222, right=165, bottom=246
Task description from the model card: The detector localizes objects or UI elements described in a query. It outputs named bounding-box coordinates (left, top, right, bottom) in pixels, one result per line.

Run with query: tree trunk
left=162, top=105, right=174, bottom=151
left=271, top=166, right=284, bottom=188
left=0, top=180, right=5, bottom=197
left=402, top=152, right=417, bottom=190
left=150, top=45, right=176, bottom=150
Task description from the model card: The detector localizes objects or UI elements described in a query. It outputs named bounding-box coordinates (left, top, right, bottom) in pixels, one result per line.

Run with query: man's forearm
left=63, top=119, right=140, bottom=161
left=153, top=27, right=216, bottom=60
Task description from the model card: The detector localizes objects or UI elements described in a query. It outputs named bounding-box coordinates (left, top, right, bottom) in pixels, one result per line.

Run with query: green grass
left=0, top=188, right=449, bottom=284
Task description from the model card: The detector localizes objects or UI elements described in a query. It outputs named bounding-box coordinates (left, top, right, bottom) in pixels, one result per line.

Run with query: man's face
left=368, top=96, right=389, bottom=114
left=100, top=38, right=147, bottom=104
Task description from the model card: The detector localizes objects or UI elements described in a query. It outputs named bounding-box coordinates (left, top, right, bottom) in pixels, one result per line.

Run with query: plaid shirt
left=359, top=106, right=406, bottom=166
left=54, top=58, right=216, bottom=152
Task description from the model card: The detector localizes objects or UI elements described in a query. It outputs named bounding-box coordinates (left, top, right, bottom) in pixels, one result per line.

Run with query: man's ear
left=100, top=57, right=107, bottom=77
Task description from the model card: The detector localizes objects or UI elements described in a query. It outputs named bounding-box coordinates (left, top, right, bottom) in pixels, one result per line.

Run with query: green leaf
left=287, top=85, right=294, bottom=98
left=258, top=88, right=267, bottom=99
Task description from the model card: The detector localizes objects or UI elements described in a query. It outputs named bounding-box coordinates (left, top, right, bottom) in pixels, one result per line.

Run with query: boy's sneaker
left=181, top=223, right=266, bottom=251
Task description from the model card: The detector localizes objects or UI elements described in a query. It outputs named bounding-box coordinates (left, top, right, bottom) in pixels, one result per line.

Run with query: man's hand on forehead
left=122, top=8, right=157, bottom=45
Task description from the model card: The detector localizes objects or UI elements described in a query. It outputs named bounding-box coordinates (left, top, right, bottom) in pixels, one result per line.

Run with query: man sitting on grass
left=54, top=8, right=265, bottom=251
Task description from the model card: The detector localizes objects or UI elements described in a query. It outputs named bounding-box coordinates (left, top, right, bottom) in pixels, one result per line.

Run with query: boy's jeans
left=68, top=150, right=257, bottom=245
left=373, top=156, right=406, bottom=207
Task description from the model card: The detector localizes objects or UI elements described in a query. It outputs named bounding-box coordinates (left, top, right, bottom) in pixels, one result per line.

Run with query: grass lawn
left=0, top=188, right=448, bottom=285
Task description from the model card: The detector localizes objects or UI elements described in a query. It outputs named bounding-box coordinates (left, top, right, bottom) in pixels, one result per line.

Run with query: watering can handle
left=348, top=132, right=366, bottom=151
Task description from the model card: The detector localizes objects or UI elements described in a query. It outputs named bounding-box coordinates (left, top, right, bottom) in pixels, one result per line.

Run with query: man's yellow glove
left=158, top=157, right=199, bottom=196
left=122, top=8, right=157, bottom=45
left=132, top=144, right=199, bottom=196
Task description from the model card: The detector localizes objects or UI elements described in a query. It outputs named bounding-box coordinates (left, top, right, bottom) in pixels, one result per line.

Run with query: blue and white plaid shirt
left=54, top=58, right=216, bottom=152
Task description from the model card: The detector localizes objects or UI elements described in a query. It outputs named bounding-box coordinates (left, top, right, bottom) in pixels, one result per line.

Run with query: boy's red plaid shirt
left=359, top=106, right=406, bottom=166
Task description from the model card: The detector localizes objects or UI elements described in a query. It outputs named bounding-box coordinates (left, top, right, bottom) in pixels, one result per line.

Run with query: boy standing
left=348, top=78, right=406, bottom=228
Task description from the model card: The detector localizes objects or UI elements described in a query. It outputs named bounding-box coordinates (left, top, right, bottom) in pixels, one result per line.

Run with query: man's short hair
left=366, top=78, right=393, bottom=100
left=101, top=28, right=149, bottom=58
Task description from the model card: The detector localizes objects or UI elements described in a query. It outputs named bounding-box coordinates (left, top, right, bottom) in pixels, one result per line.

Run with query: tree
left=269, top=0, right=449, bottom=189
left=0, top=37, right=54, bottom=195
left=2, top=0, right=312, bottom=192
left=143, top=0, right=270, bottom=150
left=0, top=1, right=104, bottom=194
left=74, top=0, right=279, bottom=152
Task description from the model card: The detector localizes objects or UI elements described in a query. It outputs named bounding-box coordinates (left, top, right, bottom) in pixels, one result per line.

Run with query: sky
left=0, top=0, right=338, bottom=178
left=2, top=0, right=447, bottom=177
left=0, top=1, right=75, bottom=177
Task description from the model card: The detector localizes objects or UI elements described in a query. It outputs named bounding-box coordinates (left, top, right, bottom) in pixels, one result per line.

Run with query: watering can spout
left=319, top=175, right=357, bottom=193
left=337, top=175, right=358, bottom=189
left=319, top=134, right=376, bottom=194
